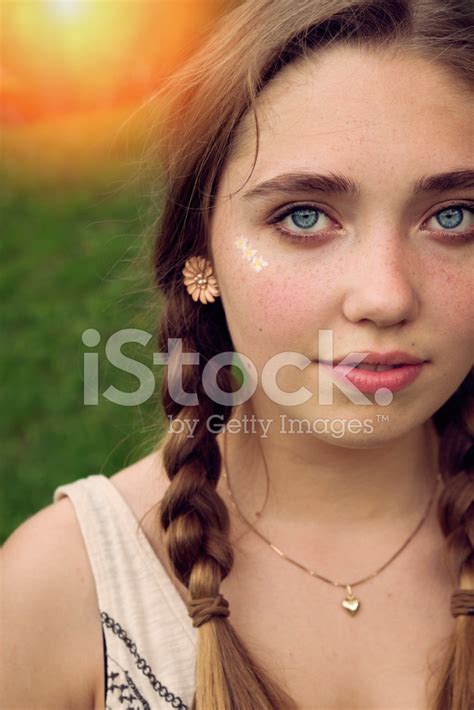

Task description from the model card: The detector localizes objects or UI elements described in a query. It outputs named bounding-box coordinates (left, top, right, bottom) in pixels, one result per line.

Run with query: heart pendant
left=342, top=586, right=360, bottom=616
left=342, top=597, right=360, bottom=615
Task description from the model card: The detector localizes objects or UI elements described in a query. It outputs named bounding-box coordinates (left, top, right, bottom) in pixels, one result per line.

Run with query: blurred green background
left=1, top=0, right=233, bottom=543
left=1, top=105, right=166, bottom=542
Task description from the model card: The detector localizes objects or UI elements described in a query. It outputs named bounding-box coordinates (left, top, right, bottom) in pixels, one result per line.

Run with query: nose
left=341, top=229, right=419, bottom=327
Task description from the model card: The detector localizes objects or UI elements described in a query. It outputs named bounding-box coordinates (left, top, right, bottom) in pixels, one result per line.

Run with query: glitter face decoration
left=234, top=235, right=269, bottom=272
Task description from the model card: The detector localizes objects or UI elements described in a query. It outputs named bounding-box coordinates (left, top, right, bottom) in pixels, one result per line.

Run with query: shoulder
left=0, top=448, right=170, bottom=710
left=1, top=491, right=103, bottom=708
left=108, top=447, right=170, bottom=521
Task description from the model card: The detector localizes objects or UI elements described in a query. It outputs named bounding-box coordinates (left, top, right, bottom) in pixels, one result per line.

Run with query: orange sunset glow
left=1, top=0, right=231, bottom=122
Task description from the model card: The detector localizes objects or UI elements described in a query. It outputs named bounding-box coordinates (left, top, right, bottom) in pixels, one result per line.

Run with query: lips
left=351, top=363, right=404, bottom=371
left=318, top=360, right=427, bottom=393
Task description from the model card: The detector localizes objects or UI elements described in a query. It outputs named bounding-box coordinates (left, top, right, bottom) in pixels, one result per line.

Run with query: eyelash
left=268, top=201, right=474, bottom=245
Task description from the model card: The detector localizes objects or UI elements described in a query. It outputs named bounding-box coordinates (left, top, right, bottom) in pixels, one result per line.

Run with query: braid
left=429, top=369, right=474, bottom=710
left=155, top=292, right=297, bottom=710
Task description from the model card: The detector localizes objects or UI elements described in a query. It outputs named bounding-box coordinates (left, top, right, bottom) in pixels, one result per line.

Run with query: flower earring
left=182, top=256, right=220, bottom=304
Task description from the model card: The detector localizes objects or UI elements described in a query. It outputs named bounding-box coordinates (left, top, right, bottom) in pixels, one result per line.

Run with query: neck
left=216, top=403, right=442, bottom=536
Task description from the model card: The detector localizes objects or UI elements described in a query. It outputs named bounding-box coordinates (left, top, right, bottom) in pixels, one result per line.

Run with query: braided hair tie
left=187, top=592, right=231, bottom=628
left=450, top=589, right=474, bottom=617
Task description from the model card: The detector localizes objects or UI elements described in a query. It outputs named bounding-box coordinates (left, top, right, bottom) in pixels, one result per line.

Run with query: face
left=209, top=45, right=474, bottom=446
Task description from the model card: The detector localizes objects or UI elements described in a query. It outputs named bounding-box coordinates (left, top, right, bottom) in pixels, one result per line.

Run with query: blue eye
left=269, top=204, right=337, bottom=243
left=424, top=203, right=474, bottom=243
left=434, top=206, right=466, bottom=229
left=289, top=208, right=320, bottom=230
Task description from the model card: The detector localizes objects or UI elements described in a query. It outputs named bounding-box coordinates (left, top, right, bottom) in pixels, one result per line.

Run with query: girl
left=2, top=1, right=473, bottom=709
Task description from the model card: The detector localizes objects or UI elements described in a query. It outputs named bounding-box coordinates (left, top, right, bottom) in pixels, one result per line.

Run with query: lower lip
left=318, top=362, right=426, bottom=393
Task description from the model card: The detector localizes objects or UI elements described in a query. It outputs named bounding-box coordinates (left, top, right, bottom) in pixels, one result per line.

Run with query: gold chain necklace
left=222, top=430, right=442, bottom=616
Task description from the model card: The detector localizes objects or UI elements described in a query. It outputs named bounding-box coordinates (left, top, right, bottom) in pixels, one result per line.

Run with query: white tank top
left=53, top=474, right=198, bottom=710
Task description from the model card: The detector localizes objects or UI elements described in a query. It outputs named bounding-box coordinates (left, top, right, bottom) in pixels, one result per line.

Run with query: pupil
left=291, top=209, right=319, bottom=229
left=437, top=207, right=463, bottom=229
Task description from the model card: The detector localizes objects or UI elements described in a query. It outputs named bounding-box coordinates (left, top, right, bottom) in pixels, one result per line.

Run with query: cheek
left=220, top=233, right=340, bottom=348
left=227, top=253, right=331, bottom=352
left=424, top=262, right=474, bottom=346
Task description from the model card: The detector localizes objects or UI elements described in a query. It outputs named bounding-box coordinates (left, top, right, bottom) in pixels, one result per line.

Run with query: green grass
left=1, top=104, right=167, bottom=542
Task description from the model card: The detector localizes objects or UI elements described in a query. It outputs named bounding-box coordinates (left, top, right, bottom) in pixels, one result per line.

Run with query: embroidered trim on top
left=101, top=610, right=189, bottom=710
left=105, top=653, right=151, bottom=709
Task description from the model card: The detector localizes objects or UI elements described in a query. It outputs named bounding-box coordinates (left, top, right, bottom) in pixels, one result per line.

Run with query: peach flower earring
left=182, top=256, right=220, bottom=304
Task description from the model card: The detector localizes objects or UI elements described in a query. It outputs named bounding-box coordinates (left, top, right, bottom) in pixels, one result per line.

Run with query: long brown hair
left=145, top=2, right=474, bottom=708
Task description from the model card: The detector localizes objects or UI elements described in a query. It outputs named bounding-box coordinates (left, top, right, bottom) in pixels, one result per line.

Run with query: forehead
left=226, top=46, right=472, bottom=186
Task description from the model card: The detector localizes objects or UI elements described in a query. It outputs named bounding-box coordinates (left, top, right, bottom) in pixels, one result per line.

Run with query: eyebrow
left=240, top=169, right=474, bottom=202
left=413, top=170, right=474, bottom=194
